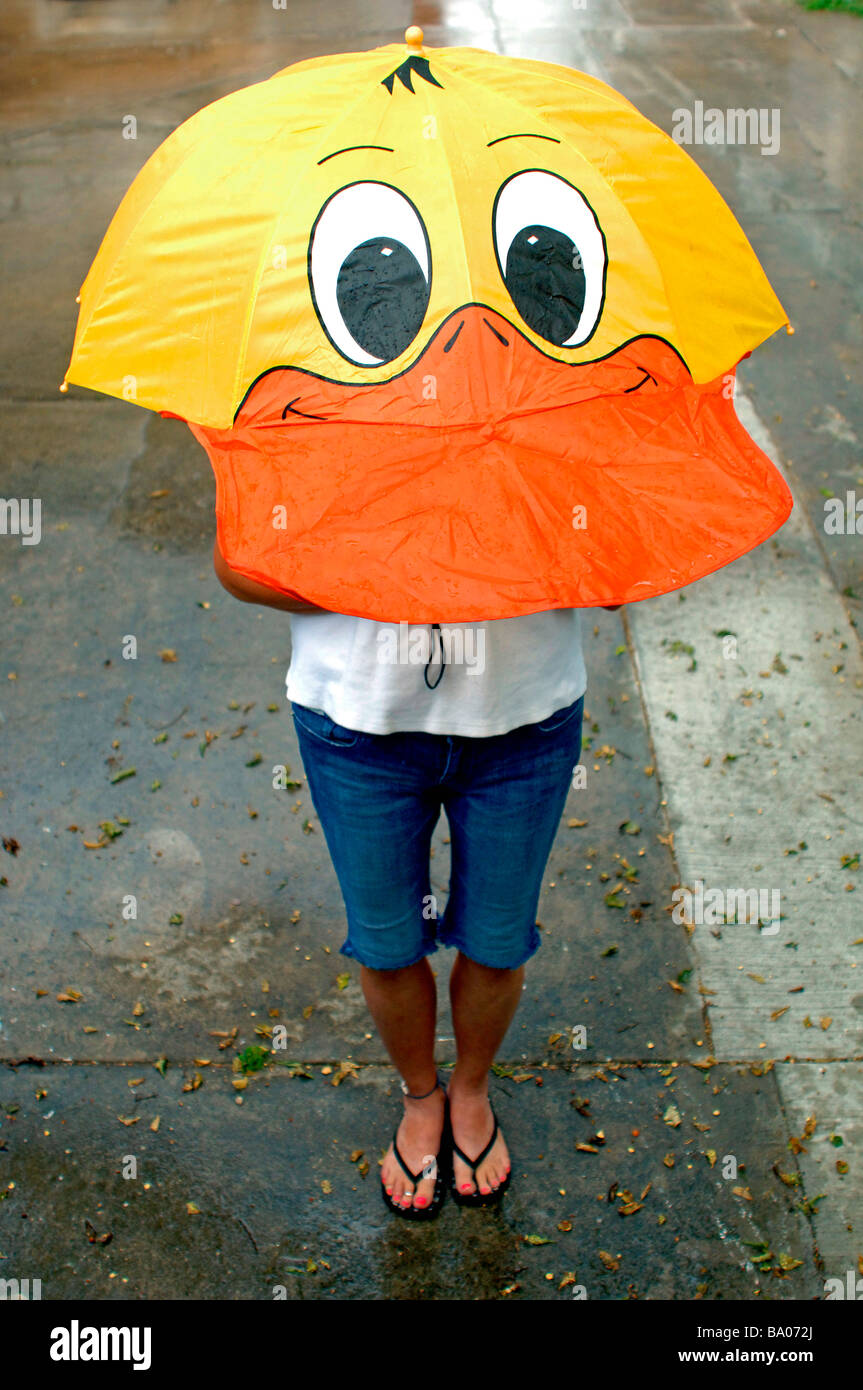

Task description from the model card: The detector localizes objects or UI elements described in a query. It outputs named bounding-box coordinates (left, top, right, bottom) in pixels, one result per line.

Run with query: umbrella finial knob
left=59, top=380, right=69, bottom=393
left=785, top=323, right=795, bottom=335
left=405, top=26, right=424, bottom=49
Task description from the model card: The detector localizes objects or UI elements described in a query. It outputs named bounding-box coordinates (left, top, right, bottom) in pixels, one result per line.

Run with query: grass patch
left=797, top=0, right=863, bottom=15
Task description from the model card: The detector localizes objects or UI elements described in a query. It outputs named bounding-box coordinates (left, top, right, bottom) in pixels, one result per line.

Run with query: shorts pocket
left=535, top=696, right=584, bottom=734
left=291, top=702, right=360, bottom=748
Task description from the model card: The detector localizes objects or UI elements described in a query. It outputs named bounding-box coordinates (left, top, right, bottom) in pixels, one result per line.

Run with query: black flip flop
left=450, top=1104, right=510, bottom=1208
left=381, top=1084, right=450, bottom=1221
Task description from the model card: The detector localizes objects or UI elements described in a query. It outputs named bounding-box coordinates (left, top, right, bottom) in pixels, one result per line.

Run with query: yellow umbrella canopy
left=63, top=29, right=793, bottom=620
left=65, top=30, right=788, bottom=429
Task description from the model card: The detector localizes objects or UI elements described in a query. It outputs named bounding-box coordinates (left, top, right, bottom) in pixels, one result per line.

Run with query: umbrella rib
left=432, top=85, right=477, bottom=319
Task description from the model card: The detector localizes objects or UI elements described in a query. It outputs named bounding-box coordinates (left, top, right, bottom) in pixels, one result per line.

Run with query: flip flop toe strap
left=452, top=1111, right=500, bottom=1178
left=392, top=1131, right=438, bottom=1187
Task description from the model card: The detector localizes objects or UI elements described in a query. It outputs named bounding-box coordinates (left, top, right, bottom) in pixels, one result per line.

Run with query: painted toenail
left=414, top=1196, right=428, bottom=1207
left=460, top=1184, right=473, bottom=1193
left=480, top=1186, right=491, bottom=1194
left=386, top=1186, right=393, bottom=1194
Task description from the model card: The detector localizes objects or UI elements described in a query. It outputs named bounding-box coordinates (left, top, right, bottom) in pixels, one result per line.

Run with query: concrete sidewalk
left=1, top=0, right=860, bottom=1300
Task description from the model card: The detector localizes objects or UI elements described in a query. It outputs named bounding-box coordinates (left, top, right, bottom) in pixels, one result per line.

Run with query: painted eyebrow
left=487, top=132, right=561, bottom=147
left=317, top=144, right=395, bottom=165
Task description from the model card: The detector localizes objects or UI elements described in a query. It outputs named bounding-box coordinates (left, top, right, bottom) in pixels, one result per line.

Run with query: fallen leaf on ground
left=776, top=1253, right=802, bottom=1272
left=84, top=1220, right=112, bottom=1246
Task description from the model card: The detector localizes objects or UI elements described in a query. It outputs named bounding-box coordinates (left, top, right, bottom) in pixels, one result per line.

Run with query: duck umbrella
left=64, top=28, right=793, bottom=622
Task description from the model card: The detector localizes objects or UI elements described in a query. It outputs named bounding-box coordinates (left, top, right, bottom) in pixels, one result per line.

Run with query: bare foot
left=380, top=1083, right=446, bottom=1211
left=447, top=1075, right=510, bottom=1197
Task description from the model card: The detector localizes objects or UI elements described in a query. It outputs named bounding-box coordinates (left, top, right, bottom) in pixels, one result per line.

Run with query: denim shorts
left=289, top=696, right=585, bottom=972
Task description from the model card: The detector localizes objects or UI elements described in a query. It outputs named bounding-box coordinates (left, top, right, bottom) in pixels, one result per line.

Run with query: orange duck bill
left=190, top=304, right=793, bottom=623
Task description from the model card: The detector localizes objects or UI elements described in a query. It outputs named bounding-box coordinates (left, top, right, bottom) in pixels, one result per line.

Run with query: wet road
left=0, top=0, right=860, bottom=1299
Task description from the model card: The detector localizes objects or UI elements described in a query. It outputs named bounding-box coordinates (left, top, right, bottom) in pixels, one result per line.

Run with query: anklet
left=400, top=1077, right=441, bottom=1100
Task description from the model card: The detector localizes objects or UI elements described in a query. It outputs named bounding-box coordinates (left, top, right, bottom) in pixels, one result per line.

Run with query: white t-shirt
left=285, top=611, right=588, bottom=737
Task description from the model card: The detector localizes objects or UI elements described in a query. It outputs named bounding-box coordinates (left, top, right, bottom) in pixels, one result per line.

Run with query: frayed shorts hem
left=339, top=930, right=540, bottom=973
left=339, top=937, right=440, bottom=972
left=432, top=928, right=542, bottom=972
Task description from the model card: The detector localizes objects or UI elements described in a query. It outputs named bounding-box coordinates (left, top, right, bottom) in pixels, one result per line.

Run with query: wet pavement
left=1, top=0, right=861, bottom=1300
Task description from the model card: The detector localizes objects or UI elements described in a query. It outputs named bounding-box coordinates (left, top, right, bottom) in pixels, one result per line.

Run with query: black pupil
left=336, top=236, right=428, bottom=361
left=505, top=224, right=586, bottom=345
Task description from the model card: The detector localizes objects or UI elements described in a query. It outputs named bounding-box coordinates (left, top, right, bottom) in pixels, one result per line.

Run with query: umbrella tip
left=59, top=380, right=69, bottom=393
left=405, top=26, right=424, bottom=49
left=785, top=323, right=795, bottom=335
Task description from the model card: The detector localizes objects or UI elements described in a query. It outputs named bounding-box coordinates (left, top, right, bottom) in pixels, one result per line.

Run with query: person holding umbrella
left=65, top=29, right=792, bottom=1220
left=214, top=537, right=617, bottom=1216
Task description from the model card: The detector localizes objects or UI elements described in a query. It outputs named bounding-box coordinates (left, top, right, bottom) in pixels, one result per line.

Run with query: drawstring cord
left=424, top=622, right=446, bottom=689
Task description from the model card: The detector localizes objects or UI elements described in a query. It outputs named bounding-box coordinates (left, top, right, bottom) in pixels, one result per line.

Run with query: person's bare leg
left=448, top=952, right=522, bottom=1195
left=361, top=958, right=445, bottom=1210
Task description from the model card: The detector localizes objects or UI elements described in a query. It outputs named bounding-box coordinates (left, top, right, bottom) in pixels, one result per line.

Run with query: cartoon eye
left=309, top=182, right=431, bottom=365
left=493, top=170, right=606, bottom=347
